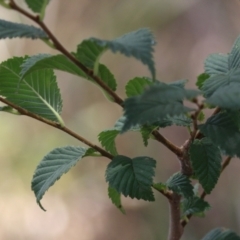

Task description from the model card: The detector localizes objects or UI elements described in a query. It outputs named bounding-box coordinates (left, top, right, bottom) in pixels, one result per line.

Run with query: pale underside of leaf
left=31, top=146, right=88, bottom=210
left=0, top=19, right=48, bottom=39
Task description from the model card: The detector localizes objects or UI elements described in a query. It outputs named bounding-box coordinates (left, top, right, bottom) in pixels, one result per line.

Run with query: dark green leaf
left=207, top=82, right=240, bottom=110
left=229, top=35, right=240, bottom=69
left=204, top=53, right=229, bottom=75
left=199, top=111, right=240, bottom=157
left=196, top=73, right=210, bottom=90
left=108, top=186, right=125, bottom=214
left=20, top=54, right=87, bottom=79
left=202, top=228, right=240, bottom=240
left=202, top=68, right=240, bottom=98
left=189, top=138, right=222, bottom=194
left=31, top=146, right=88, bottom=210
left=0, top=57, right=63, bottom=124
left=98, top=129, right=119, bottom=156
left=75, top=39, right=106, bottom=69
left=106, top=155, right=156, bottom=201
left=181, top=196, right=210, bottom=218
left=91, top=28, right=156, bottom=78
left=166, top=172, right=194, bottom=198
left=168, top=79, right=188, bottom=88
left=122, top=83, right=199, bottom=133
left=25, top=0, right=50, bottom=18
left=155, top=114, right=192, bottom=128
left=0, top=19, right=47, bottom=39
left=125, top=77, right=153, bottom=97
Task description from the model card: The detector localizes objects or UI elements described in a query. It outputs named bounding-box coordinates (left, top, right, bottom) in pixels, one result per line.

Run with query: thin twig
left=181, top=156, right=232, bottom=227
left=8, top=0, right=124, bottom=106
left=0, top=96, right=113, bottom=159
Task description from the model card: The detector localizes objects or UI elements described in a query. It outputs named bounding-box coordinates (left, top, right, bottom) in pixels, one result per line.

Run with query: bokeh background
left=0, top=0, right=240, bottom=239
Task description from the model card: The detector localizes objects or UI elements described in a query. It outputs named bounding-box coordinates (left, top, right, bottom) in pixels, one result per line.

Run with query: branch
left=181, top=156, right=232, bottom=227
left=8, top=0, right=124, bottom=106
left=0, top=96, right=113, bottom=159
left=168, top=193, right=183, bottom=240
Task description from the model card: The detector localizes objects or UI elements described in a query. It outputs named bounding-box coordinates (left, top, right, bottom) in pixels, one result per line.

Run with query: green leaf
left=31, top=146, right=88, bottom=210
left=108, top=186, right=125, bottom=214
left=20, top=54, right=87, bottom=79
left=140, top=125, right=156, bottom=146
left=181, top=196, right=210, bottom=218
left=152, top=182, right=167, bottom=191
left=0, top=57, right=63, bottom=124
left=106, top=155, right=156, bottom=201
left=189, top=138, right=222, bottom=194
left=25, top=0, right=50, bottom=19
left=199, top=111, right=240, bottom=157
left=202, top=228, right=240, bottom=240
left=202, top=68, right=240, bottom=98
left=229, top=35, right=240, bottom=69
left=198, top=111, right=205, bottom=122
left=155, top=114, right=192, bottom=128
left=196, top=73, right=210, bottom=90
left=168, top=79, right=188, bottom=88
left=90, top=28, right=156, bottom=79
left=204, top=53, right=229, bottom=75
left=98, top=129, right=119, bottom=156
left=166, top=172, right=194, bottom=198
left=0, top=106, right=20, bottom=115
left=122, top=83, right=199, bottom=133
left=206, top=82, right=240, bottom=110
left=97, top=64, right=117, bottom=91
left=75, top=39, right=106, bottom=69
left=125, top=77, right=153, bottom=97
left=0, top=19, right=47, bottom=39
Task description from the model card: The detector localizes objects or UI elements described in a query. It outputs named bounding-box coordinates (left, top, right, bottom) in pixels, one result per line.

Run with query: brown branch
left=168, top=193, right=183, bottom=240
left=181, top=156, right=232, bottom=227
left=0, top=96, right=113, bottom=159
left=8, top=0, right=123, bottom=106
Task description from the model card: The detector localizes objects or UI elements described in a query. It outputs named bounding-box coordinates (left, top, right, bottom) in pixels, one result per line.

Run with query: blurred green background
left=0, top=0, right=240, bottom=239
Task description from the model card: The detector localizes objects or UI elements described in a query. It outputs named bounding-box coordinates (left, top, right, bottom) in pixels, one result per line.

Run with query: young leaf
left=75, top=39, right=106, bottom=69
left=189, top=138, right=222, bottom=194
left=98, top=129, right=119, bottom=156
left=108, top=186, right=125, bottom=214
left=97, top=64, right=117, bottom=91
left=106, top=155, right=156, bottom=201
left=140, top=125, right=157, bottom=146
left=204, top=53, right=229, bottom=75
left=20, top=54, right=87, bottom=79
left=0, top=57, right=63, bottom=124
left=0, top=19, right=47, bottom=39
left=181, top=196, right=210, bottom=218
left=202, top=228, right=240, bottom=240
left=196, top=73, right=210, bottom=90
left=166, top=172, right=194, bottom=198
left=31, top=146, right=88, bottom=210
left=25, top=0, right=50, bottom=19
left=0, top=106, right=20, bottom=115
left=125, top=77, right=153, bottom=97
left=90, top=28, right=156, bottom=79
left=199, top=111, right=240, bottom=157
left=122, top=83, right=199, bottom=133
